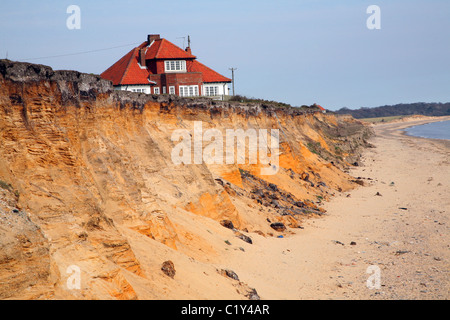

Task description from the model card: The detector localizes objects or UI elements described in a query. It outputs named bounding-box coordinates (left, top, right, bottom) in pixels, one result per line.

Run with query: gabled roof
left=101, top=47, right=154, bottom=86
left=101, top=36, right=231, bottom=86
left=190, top=60, right=231, bottom=83
left=316, top=104, right=326, bottom=111
left=144, top=38, right=196, bottom=60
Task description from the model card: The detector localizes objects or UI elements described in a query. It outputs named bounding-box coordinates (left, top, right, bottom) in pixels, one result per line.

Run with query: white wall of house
left=114, top=85, right=152, bottom=94
left=202, top=83, right=230, bottom=99
left=114, top=82, right=231, bottom=98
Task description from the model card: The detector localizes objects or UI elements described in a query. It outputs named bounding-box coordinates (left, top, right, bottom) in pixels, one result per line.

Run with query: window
left=165, top=60, right=186, bottom=72
left=154, top=87, right=160, bottom=94
left=204, top=86, right=219, bottom=96
left=179, top=85, right=199, bottom=97
left=131, top=88, right=146, bottom=93
left=163, top=86, right=166, bottom=94
left=169, top=86, right=175, bottom=95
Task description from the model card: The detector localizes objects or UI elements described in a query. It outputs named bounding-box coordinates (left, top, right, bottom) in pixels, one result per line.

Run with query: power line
left=18, top=42, right=142, bottom=61
left=176, top=37, right=186, bottom=49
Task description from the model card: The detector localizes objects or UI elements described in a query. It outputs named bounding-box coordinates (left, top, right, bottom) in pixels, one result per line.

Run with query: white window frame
left=169, top=86, right=176, bottom=95
left=163, top=86, right=166, bottom=94
left=204, top=85, right=219, bottom=96
left=154, top=87, right=160, bottom=94
left=130, top=88, right=147, bottom=93
left=179, top=85, right=199, bottom=97
left=165, top=60, right=186, bottom=72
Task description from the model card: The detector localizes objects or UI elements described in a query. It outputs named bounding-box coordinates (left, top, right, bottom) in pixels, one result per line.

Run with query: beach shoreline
left=397, top=116, right=450, bottom=149
left=222, top=116, right=449, bottom=300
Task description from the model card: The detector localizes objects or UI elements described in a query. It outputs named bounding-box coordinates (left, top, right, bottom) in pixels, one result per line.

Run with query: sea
left=404, top=120, right=450, bottom=140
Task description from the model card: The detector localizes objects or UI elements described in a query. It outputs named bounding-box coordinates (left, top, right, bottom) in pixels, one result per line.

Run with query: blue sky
left=1, top=0, right=449, bottom=110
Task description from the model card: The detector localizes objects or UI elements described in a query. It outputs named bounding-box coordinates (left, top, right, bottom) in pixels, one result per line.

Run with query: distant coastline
left=367, top=115, right=450, bottom=149
left=335, top=102, right=450, bottom=119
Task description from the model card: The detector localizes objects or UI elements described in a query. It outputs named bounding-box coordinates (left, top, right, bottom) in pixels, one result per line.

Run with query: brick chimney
left=185, top=35, right=192, bottom=55
left=138, top=48, right=146, bottom=67
left=147, top=34, right=160, bottom=45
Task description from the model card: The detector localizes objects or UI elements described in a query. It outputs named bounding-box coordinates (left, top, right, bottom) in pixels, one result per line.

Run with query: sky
left=0, top=0, right=449, bottom=110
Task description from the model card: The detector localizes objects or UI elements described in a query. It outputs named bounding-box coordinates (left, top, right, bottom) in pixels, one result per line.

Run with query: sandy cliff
left=0, top=60, right=372, bottom=299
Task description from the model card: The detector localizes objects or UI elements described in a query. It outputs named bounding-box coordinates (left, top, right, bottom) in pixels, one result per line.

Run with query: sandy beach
left=220, top=116, right=450, bottom=300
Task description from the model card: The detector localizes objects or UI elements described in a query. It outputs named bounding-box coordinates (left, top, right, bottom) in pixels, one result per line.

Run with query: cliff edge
left=0, top=60, right=373, bottom=299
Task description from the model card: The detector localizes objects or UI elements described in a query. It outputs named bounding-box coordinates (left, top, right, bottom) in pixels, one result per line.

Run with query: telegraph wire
left=18, top=42, right=141, bottom=61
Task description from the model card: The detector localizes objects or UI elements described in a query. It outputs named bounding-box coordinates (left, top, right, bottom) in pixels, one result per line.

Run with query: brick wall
left=149, top=72, right=203, bottom=95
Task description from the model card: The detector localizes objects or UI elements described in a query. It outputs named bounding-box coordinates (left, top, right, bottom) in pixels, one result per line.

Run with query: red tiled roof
left=145, top=39, right=196, bottom=60
left=316, top=104, right=326, bottom=111
left=101, top=47, right=153, bottom=86
left=190, top=60, right=231, bottom=83
left=101, top=36, right=230, bottom=86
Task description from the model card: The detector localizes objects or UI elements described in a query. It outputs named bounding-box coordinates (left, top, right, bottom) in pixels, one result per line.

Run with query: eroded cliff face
left=0, top=60, right=372, bottom=299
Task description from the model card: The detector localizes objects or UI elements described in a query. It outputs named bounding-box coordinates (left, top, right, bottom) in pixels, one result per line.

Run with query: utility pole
left=229, top=67, right=237, bottom=96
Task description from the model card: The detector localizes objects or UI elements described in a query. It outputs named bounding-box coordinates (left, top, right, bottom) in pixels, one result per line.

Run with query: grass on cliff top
left=229, top=95, right=325, bottom=112
left=229, top=95, right=293, bottom=108
left=360, top=115, right=407, bottom=123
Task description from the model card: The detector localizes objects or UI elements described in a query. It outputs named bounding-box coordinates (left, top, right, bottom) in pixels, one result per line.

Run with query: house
left=101, top=34, right=231, bottom=99
left=317, top=104, right=326, bottom=113
left=310, top=103, right=327, bottom=113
